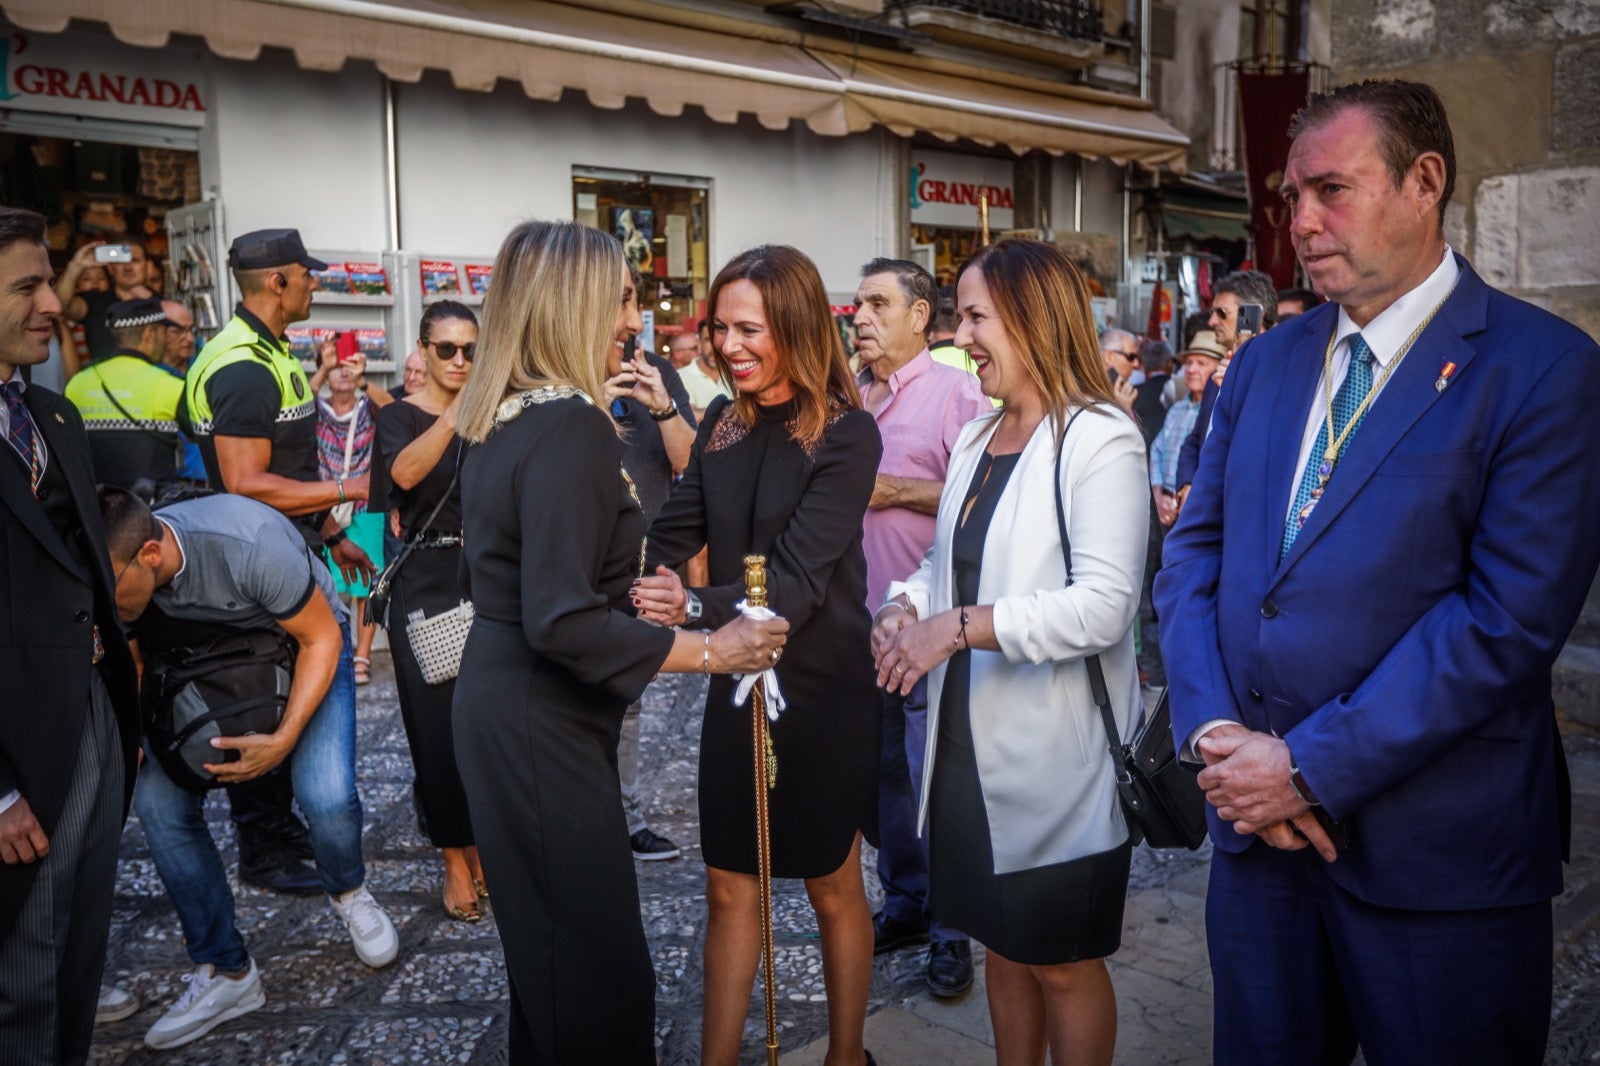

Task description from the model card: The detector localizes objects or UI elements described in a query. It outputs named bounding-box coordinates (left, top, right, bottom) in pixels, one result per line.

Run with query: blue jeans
left=876, top=680, right=964, bottom=942
left=135, top=624, right=365, bottom=970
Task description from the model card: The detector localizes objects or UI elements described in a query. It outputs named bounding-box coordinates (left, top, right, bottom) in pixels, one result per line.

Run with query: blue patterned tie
left=2, top=380, right=40, bottom=496
left=1281, top=334, right=1375, bottom=559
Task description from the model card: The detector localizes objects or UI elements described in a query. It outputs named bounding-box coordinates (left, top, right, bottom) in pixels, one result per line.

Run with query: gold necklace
left=1298, top=300, right=1448, bottom=526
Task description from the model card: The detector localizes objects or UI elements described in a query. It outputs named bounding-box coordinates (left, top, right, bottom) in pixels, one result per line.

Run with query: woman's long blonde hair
left=456, top=220, right=625, bottom=443
left=956, top=239, right=1115, bottom=438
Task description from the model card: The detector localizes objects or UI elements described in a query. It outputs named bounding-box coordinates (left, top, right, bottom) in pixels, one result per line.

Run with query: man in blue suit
left=1155, top=79, right=1600, bottom=1064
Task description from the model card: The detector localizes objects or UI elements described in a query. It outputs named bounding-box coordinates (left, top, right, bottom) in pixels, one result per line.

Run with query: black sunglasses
left=426, top=340, right=475, bottom=362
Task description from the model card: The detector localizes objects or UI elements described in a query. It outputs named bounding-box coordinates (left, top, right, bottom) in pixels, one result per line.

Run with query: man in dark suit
left=0, top=207, right=140, bottom=1063
left=1156, top=80, right=1600, bottom=1064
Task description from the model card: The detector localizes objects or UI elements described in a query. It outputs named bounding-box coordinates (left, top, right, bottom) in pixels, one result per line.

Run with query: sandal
left=353, top=656, right=371, bottom=685
left=473, top=877, right=489, bottom=901
left=444, top=899, right=482, bottom=923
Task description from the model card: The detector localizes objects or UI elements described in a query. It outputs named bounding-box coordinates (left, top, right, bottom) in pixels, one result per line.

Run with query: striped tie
left=1281, top=335, right=1376, bottom=559
left=2, top=380, right=40, bottom=496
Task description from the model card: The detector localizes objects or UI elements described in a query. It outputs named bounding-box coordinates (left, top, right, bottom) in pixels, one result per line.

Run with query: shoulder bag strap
left=382, top=438, right=462, bottom=582
left=93, top=363, right=171, bottom=443
left=1052, top=408, right=1134, bottom=778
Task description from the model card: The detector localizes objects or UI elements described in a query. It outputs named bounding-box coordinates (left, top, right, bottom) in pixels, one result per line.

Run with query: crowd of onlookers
left=5, top=75, right=1596, bottom=1066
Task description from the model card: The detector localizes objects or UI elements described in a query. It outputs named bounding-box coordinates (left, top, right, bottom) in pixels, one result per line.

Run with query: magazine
left=355, top=328, right=390, bottom=364
left=464, top=263, right=493, bottom=297
left=420, top=259, right=461, bottom=296
left=313, top=264, right=354, bottom=294
left=345, top=262, right=390, bottom=297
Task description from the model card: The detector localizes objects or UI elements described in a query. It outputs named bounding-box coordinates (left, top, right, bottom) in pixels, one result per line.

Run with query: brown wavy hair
left=956, top=239, right=1116, bottom=436
left=706, top=245, right=860, bottom=446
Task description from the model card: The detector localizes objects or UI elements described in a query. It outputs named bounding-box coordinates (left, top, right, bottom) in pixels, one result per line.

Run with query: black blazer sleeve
left=512, top=401, right=675, bottom=700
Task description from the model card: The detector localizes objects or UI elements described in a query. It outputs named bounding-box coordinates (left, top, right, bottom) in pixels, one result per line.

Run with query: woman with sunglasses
left=371, top=300, right=484, bottom=921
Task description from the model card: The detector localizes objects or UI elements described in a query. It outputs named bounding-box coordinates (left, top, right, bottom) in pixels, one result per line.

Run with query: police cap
left=226, top=228, right=329, bottom=272
left=106, top=297, right=176, bottom=332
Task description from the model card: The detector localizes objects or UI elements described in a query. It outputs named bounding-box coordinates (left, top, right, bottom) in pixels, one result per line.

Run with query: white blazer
left=887, top=403, right=1149, bottom=874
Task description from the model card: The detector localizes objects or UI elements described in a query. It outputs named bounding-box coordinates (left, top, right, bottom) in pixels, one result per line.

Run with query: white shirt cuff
left=1181, top=718, right=1241, bottom=765
left=0, top=789, right=21, bottom=816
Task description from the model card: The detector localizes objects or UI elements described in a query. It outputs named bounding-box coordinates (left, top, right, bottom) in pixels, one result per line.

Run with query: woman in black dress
left=449, top=221, right=789, bottom=1065
left=633, top=245, right=883, bottom=1066
left=872, top=241, right=1148, bottom=1066
left=372, top=299, right=482, bottom=920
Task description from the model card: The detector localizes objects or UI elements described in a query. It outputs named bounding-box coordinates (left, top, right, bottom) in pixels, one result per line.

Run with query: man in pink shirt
left=855, top=258, right=989, bottom=997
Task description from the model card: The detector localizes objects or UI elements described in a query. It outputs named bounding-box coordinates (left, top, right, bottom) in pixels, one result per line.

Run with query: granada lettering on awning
left=0, top=26, right=208, bottom=127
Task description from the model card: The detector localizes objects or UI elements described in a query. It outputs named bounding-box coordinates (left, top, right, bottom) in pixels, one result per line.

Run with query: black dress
left=454, top=392, right=676, bottom=1065
left=372, top=399, right=473, bottom=848
left=647, top=395, right=882, bottom=879
left=927, top=451, right=1132, bottom=966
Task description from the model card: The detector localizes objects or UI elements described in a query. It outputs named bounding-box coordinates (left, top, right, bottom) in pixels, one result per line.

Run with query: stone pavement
left=90, top=652, right=1600, bottom=1064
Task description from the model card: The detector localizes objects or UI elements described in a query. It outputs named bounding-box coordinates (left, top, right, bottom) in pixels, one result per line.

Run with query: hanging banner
left=1237, top=67, right=1310, bottom=290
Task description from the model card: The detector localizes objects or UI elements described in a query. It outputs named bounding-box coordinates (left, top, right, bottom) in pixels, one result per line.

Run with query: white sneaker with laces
left=95, top=984, right=139, bottom=1025
left=329, top=885, right=398, bottom=967
left=143, top=961, right=265, bottom=1049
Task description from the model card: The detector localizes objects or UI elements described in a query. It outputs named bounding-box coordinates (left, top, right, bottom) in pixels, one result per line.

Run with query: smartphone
left=1236, top=302, right=1264, bottom=338
left=95, top=244, right=133, bottom=263
left=336, top=331, right=361, bottom=363
left=1107, top=367, right=1120, bottom=385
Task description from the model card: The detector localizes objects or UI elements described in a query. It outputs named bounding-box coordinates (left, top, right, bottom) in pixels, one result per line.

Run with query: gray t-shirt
left=153, top=494, right=349, bottom=630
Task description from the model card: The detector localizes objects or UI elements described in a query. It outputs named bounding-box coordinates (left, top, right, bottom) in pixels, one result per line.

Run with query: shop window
left=2, top=132, right=201, bottom=368
left=573, top=167, right=710, bottom=359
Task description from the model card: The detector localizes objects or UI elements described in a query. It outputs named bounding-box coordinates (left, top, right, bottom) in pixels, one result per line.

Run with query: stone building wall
left=1331, top=0, right=1600, bottom=724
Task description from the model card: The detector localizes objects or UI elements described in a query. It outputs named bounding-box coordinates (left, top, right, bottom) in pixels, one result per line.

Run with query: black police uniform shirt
left=193, top=306, right=319, bottom=489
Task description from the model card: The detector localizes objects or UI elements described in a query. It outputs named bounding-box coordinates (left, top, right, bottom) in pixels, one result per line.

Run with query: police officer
left=180, top=228, right=376, bottom=895
left=63, top=297, right=183, bottom=493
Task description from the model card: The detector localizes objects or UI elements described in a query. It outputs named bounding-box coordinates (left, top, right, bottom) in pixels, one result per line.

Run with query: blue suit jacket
left=1155, top=258, right=1600, bottom=911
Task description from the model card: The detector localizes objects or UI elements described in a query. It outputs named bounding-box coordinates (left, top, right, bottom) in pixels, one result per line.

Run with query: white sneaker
left=329, top=885, right=398, bottom=968
left=95, top=984, right=140, bottom=1024
left=143, top=961, right=265, bottom=1049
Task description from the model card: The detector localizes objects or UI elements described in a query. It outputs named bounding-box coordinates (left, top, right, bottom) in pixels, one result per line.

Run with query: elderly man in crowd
left=854, top=256, right=989, bottom=997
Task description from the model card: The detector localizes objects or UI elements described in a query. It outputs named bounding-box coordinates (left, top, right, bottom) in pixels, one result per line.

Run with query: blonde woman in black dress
left=372, top=299, right=482, bottom=921
left=634, top=245, right=883, bottom=1066
left=450, top=221, right=790, bottom=1064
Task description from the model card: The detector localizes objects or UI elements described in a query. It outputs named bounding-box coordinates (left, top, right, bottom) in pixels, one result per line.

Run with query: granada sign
left=0, top=26, right=208, bottom=127
left=909, top=150, right=1015, bottom=230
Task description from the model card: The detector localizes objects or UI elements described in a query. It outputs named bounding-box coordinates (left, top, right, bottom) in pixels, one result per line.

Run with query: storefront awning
left=5, top=0, right=1189, bottom=169
left=1161, top=190, right=1250, bottom=242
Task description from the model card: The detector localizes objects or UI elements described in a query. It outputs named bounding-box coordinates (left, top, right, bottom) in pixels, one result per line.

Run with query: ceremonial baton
left=742, top=555, right=780, bottom=1065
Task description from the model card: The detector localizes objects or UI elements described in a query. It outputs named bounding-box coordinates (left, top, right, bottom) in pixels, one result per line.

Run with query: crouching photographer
left=99, top=486, right=396, bottom=1050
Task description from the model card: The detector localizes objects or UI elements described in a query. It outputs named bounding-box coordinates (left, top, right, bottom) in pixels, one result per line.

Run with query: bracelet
left=874, top=601, right=911, bottom=624
left=952, top=608, right=970, bottom=650
left=649, top=398, right=678, bottom=422
left=324, top=529, right=349, bottom=549
left=335, top=476, right=346, bottom=505
left=702, top=632, right=711, bottom=675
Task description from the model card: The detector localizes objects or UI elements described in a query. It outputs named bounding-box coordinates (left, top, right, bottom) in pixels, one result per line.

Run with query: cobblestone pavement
left=89, top=652, right=1600, bottom=1064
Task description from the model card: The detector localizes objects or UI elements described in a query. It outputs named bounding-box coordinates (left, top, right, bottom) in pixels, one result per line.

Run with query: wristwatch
left=684, top=589, right=703, bottom=623
left=1289, top=760, right=1320, bottom=807
left=649, top=398, right=679, bottom=422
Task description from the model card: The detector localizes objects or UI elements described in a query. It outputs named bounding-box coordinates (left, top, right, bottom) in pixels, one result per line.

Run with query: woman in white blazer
left=872, top=239, right=1148, bottom=1066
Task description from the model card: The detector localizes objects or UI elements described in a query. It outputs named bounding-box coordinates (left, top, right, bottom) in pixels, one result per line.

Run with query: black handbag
left=1053, top=409, right=1208, bottom=851
left=142, top=627, right=297, bottom=793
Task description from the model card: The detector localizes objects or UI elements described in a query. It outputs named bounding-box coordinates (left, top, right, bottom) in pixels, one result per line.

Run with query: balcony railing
left=885, top=0, right=1106, bottom=43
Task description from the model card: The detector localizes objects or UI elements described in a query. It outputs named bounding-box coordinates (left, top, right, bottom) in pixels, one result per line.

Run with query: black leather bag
left=1053, top=410, right=1207, bottom=851
left=142, top=628, right=297, bottom=793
